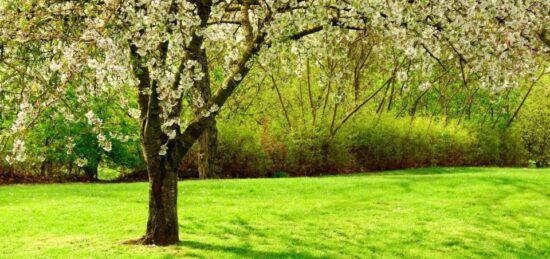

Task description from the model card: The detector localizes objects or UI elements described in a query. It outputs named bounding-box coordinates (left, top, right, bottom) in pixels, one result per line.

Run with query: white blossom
left=209, top=104, right=219, bottom=113
left=129, top=108, right=141, bottom=119
left=419, top=82, right=432, bottom=91
left=159, top=144, right=168, bottom=156
left=97, top=133, right=106, bottom=142
left=49, top=61, right=62, bottom=72
left=234, top=73, right=242, bottom=81
left=76, top=158, right=88, bottom=167
left=397, top=71, right=408, bottom=82
left=167, top=130, right=176, bottom=140
left=103, top=141, right=112, bottom=152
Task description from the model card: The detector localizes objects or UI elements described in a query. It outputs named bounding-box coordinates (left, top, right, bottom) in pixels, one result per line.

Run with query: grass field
left=0, top=167, right=549, bottom=258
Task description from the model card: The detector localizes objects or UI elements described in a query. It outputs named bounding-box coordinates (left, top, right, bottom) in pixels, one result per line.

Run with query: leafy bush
left=518, top=86, right=550, bottom=167
left=179, top=114, right=528, bottom=178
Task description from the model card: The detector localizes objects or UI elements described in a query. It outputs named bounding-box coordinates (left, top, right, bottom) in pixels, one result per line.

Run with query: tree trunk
left=191, top=29, right=220, bottom=180
left=129, top=80, right=182, bottom=245
left=127, top=1, right=217, bottom=245
left=128, top=48, right=182, bottom=244
left=83, top=165, right=98, bottom=181
left=141, top=159, right=179, bottom=245
left=126, top=0, right=270, bottom=245
left=40, top=160, right=47, bottom=176
left=197, top=122, right=219, bottom=179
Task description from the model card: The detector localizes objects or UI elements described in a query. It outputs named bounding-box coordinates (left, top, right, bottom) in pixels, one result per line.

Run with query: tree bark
left=128, top=37, right=180, bottom=245
left=190, top=48, right=220, bottom=179
left=141, top=158, right=179, bottom=245
left=188, top=1, right=220, bottom=180
left=197, top=122, right=219, bottom=179
left=131, top=75, right=181, bottom=245
left=40, top=160, right=48, bottom=176
left=83, top=164, right=98, bottom=181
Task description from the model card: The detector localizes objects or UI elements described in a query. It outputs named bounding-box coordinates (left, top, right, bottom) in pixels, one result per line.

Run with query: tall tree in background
left=190, top=55, right=220, bottom=179
left=0, top=0, right=548, bottom=245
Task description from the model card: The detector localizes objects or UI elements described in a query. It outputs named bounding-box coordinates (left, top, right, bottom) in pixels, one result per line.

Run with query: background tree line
left=1, top=29, right=548, bottom=181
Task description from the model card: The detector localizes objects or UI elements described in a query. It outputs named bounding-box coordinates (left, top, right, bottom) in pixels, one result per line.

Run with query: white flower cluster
left=76, top=158, right=88, bottom=168
left=5, top=139, right=26, bottom=164
left=85, top=111, right=112, bottom=152
left=110, top=132, right=131, bottom=143
left=10, top=101, right=32, bottom=134
left=66, top=137, right=76, bottom=155
left=418, top=82, right=432, bottom=92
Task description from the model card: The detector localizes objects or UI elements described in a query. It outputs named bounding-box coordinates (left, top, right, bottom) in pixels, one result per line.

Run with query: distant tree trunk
left=197, top=122, right=219, bottom=179
left=83, top=154, right=100, bottom=181
left=40, top=160, right=47, bottom=176
left=40, top=138, right=50, bottom=176
left=191, top=30, right=220, bottom=180
left=68, top=162, right=73, bottom=175
left=83, top=164, right=98, bottom=180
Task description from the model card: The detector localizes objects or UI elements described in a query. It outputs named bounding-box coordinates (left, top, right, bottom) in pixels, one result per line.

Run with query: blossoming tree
left=0, top=0, right=548, bottom=245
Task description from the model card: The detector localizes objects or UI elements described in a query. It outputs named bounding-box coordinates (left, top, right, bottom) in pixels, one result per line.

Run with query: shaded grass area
left=0, top=168, right=549, bottom=258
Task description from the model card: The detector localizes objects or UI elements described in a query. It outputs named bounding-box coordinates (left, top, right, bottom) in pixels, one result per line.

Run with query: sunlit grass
left=0, top=167, right=549, bottom=258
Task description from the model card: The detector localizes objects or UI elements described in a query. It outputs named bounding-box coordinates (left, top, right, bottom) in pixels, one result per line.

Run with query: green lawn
left=0, top=168, right=549, bottom=258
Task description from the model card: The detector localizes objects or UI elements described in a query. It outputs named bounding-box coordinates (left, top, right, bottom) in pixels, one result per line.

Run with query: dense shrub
left=517, top=86, right=550, bottom=167
left=4, top=111, right=530, bottom=181
left=178, top=114, right=529, bottom=178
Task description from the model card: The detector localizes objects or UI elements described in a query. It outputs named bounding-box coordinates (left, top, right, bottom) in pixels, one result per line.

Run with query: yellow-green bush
left=517, top=86, right=550, bottom=167
left=181, top=114, right=529, bottom=178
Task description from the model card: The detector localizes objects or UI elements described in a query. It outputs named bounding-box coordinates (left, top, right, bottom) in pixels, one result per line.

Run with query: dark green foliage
left=273, top=171, right=289, bottom=178
left=3, top=92, right=145, bottom=180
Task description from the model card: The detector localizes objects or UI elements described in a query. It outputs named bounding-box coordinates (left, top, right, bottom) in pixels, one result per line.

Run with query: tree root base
left=122, top=235, right=179, bottom=246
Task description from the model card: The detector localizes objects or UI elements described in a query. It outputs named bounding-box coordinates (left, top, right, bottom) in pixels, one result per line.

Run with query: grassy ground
left=0, top=167, right=549, bottom=258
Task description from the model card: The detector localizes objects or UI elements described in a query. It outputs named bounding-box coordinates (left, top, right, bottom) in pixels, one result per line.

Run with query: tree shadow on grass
left=176, top=240, right=328, bottom=259
left=176, top=215, right=334, bottom=258
left=483, top=177, right=549, bottom=197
